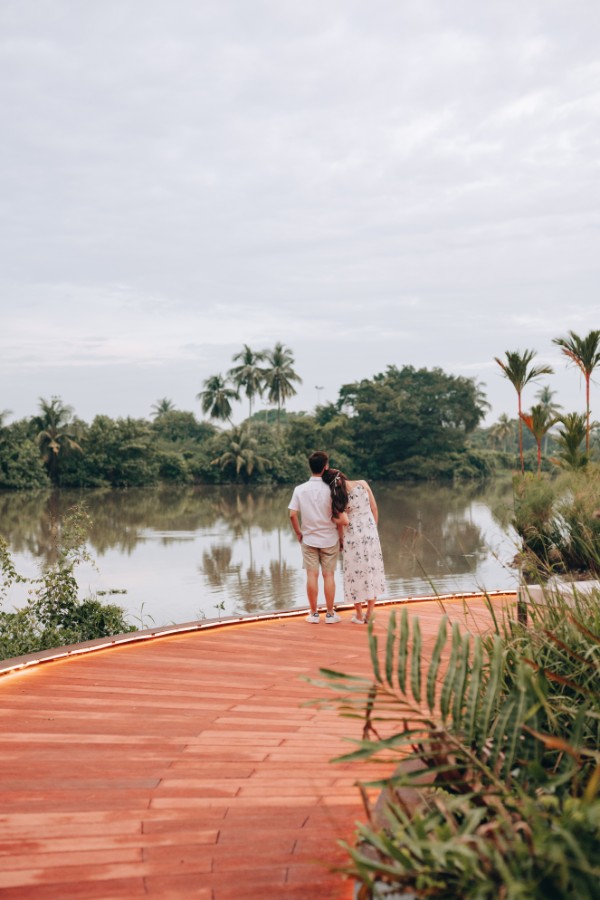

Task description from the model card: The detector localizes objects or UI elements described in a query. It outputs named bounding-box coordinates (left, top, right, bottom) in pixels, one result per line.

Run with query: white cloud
left=0, top=0, right=599, bottom=423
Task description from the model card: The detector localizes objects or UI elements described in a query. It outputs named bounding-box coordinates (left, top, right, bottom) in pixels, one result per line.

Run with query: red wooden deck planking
left=0, top=595, right=515, bottom=899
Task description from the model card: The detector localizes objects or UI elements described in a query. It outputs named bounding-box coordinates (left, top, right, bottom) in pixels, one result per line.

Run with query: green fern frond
left=411, top=618, right=422, bottom=704
left=384, top=609, right=397, bottom=687
left=426, top=616, right=448, bottom=713
left=440, top=622, right=462, bottom=722
left=397, top=607, right=409, bottom=693
left=464, top=635, right=483, bottom=744
left=451, top=633, right=471, bottom=730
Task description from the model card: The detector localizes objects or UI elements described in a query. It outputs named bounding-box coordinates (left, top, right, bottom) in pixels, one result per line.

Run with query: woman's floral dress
left=343, top=483, right=386, bottom=603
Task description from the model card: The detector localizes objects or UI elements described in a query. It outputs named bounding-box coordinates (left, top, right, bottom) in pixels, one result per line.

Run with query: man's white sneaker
left=351, top=615, right=365, bottom=624
left=325, top=612, right=341, bottom=624
left=306, top=612, right=320, bottom=624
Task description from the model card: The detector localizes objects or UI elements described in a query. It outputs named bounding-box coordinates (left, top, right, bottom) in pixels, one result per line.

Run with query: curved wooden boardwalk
left=0, top=594, right=515, bottom=899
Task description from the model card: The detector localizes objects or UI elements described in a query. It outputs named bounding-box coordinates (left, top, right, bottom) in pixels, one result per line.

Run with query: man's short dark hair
left=308, top=451, right=329, bottom=474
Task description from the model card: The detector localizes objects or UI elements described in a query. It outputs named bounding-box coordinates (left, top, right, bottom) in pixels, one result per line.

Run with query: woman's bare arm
left=360, top=480, right=378, bottom=524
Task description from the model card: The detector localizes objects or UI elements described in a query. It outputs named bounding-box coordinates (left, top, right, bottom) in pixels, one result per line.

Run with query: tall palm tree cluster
left=31, top=397, right=83, bottom=483
left=197, top=342, right=302, bottom=426
left=495, top=328, right=600, bottom=473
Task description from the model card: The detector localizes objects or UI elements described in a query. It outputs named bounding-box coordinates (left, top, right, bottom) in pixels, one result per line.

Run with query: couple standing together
left=288, top=451, right=386, bottom=624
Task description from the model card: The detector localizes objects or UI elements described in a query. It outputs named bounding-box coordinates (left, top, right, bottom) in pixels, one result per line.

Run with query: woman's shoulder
left=347, top=478, right=369, bottom=491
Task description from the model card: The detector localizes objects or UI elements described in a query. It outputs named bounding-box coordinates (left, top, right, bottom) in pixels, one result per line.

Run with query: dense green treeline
left=1, top=364, right=494, bottom=489
left=3, top=328, right=599, bottom=489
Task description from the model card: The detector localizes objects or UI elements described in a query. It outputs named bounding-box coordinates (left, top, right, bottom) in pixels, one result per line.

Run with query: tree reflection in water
left=378, top=481, right=516, bottom=596
left=201, top=545, right=240, bottom=590
left=0, top=482, right=516, bottom=624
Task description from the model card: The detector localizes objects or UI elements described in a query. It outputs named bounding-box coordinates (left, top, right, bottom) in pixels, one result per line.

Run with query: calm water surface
left=0, top=481, right=519, bottom=627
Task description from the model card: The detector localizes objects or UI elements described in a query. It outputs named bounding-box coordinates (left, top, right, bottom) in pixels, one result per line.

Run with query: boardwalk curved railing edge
left=0, top=589, right=517, bottom=678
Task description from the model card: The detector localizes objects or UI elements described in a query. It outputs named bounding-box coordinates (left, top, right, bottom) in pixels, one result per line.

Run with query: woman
left=323, top=468, right=386, bottom=624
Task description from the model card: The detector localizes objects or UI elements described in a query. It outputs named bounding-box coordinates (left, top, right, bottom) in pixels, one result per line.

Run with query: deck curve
left=0, top=594, right=515, bottom=898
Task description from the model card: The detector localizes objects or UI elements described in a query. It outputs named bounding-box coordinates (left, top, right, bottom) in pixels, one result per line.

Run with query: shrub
left=0, top=506, right=135, bottom=660
left=513, top=467, right=600, bottom=577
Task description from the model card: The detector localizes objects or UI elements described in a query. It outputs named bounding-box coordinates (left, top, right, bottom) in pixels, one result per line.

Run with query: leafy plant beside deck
left=318, top=594, right=600, bottom=898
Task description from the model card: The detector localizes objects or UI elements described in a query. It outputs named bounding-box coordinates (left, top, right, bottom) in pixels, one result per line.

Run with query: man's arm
left=289, top=509, right=302, bottom=542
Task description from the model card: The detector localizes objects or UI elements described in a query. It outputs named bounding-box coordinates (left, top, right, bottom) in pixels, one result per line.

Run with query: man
left=288, top=450, right=341, bottom=624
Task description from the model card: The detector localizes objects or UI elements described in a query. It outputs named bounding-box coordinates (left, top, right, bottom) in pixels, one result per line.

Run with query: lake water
left=0, top=481, right=519, bottom=628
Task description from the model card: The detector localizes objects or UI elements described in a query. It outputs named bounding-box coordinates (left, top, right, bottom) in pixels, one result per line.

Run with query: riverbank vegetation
left=0, top=507, right=134, bottom=660
left=512, top=467, right=600, bottom=580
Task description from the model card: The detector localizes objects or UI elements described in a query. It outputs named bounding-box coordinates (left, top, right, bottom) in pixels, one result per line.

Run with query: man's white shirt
left=288, top=477, right=338, bottom=548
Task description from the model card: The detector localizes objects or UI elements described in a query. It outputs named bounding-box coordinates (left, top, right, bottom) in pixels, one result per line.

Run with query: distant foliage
left=338, top=365, right=489, bottom=480
left=0, top=363, right=494, bottom=488
left=0, top=418, right=49, bottom=489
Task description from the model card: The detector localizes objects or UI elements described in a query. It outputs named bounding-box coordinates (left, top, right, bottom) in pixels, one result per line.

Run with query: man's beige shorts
left=301, top=542, right=339, bottom=573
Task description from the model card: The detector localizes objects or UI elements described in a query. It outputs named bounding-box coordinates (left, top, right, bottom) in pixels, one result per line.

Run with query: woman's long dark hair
left=322, top=468, right=349, bottom=518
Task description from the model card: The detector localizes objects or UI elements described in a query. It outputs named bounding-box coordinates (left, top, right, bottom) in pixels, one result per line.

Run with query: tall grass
left=512, top=467, right=600, bottom=578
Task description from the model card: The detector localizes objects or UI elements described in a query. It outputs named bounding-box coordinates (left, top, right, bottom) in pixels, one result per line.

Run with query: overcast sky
left=1, top=0, right=599, bottom=428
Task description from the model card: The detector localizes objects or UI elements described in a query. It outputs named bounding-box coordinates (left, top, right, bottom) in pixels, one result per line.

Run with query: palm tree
left=473, top=380, right=492, bottom=418
left=494, top=349, right=553, bottom=473
left=197, top=375, right=239, bottom=424
left=263, top=343, right=302, bottom=428
left=535, top=384, right=561, bottom=416
left=228, top=345, right=267, bottom=420
left=535, top=385, right=562, bottom=454
left=552, top=329, right=600, bottom=455
left=32, top=396, right=82, bottom=484
left=489, top=413, right=514, bottom=452
left=151, top=398, right=175, bottom=419
left=519, top=404, right=558, bottom=473
left=211, top=426, right=269, bottom=481
left=553, top=412, right=588, bottom=470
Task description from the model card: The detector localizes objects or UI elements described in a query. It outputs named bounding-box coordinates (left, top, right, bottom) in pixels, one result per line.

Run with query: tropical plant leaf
left=524, top=660, right=592, bottom=696
left=369, top=626, right=381, bottom=684
left=541, top=628, right=596, bottom=668
left=522, top=725, right=584, bottom=761
left=490, top=697, right=515, bottom=772
left=385, top=609, right=397, bottom=687
left=568, top=613, right=600, bottom=647
left=440, top=622, right=461, bottom=722
left=315, top=668, right=368, bottom=682
left=397, top=607, right=409, bottom=694
left=410, top=617, right=422, bottom=704
left=502, top=665, right=532, bottom=777
left=426, top=616, right=448, bottom=713
left=479, top=634, right=504, bottom=745
left=464, top=635, right=483, bottom=745
left=451, top=632, right=471, bottom=730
